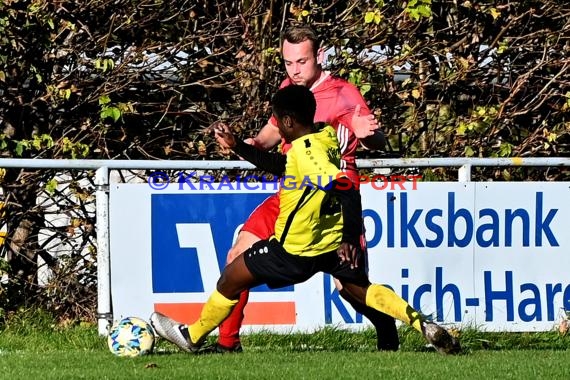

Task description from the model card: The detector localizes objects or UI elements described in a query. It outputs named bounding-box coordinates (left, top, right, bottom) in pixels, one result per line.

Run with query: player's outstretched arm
left=337, top=83, right=386, bottom=151
left=233, top=139, right=286, bottom=175
left=352, top=104, right=386, bottom=151
left=360, top=128, right=386, bottom=151
left=351, top=104, right=378, bottom=138
left=213, top=120, right=281, bottom=151
left=214, top=122, right=285, bottom=174
left=245, top=122, right=282, bottom=151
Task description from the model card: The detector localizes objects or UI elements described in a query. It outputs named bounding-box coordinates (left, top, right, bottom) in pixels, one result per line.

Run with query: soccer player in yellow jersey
left=150, top=85, right=460, bottom=355
left=215, top=25, right=395, bottom=354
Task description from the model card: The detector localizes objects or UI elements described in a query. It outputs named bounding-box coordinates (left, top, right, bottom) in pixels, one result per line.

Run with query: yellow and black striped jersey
left=274, top=125, right=349, bottom=256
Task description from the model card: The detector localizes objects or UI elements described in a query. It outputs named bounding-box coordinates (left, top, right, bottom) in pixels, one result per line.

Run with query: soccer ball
left=107, top=317, right=155, bottom=357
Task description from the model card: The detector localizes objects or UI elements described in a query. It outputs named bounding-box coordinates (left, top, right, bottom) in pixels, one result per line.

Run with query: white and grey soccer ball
left=107, top=316, right=155, bottom=357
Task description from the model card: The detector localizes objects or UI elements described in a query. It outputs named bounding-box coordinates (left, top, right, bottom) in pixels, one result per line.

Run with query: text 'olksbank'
left=363, top=192, right=558, bottom=249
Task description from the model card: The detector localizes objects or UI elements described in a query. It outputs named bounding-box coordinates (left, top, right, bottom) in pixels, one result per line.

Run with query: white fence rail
left=1, top=157, right=569, bottom=334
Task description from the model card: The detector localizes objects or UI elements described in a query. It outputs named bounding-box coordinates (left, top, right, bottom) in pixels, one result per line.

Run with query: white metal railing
left=1, top=157, right=569, bottom=334
left=2, top=156, right=570, bottom=170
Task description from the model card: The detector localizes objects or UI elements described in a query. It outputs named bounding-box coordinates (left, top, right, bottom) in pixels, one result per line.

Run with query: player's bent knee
left=226, top=246, right=242, bottom=265
left=217, top=254, right=255, bottom=299
left=216, top=272, right=240, bottom=300
left=226, top=231, right=262, bottom=265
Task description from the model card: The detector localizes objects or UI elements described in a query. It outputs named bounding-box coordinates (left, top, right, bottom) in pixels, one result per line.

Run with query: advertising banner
left=110, top=180, right=570, bottom=332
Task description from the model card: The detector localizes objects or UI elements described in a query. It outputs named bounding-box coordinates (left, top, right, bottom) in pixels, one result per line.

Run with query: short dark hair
left=280, top=25, right=321, bottom=56
left=271, top=85, right=316, bottom=127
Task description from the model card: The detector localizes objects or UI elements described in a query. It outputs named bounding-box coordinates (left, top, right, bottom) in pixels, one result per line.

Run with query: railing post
left=458, top=164, right=472, bottom=182
left=95, top=167, right=111, bottom=335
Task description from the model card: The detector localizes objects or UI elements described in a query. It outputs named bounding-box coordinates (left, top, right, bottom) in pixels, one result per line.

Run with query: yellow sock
left=365, top=284, right=423, bottom=333
left=189, top=290, right=238, bottom=345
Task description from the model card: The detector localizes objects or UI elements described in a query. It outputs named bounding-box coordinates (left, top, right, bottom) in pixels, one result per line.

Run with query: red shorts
left=240, top=193, right=280, bottom=240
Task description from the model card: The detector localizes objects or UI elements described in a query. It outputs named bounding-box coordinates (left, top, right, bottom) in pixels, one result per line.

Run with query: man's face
left=282, top=39, right=322, bottom=87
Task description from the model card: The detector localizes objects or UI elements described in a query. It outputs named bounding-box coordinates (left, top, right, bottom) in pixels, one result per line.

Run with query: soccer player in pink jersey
left=211, top=25, right=397, bottom=353
left=150, top=85, right=460, bottom=357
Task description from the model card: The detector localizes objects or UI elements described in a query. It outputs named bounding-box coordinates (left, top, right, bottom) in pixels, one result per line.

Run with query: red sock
left=217, top=290, right=249, bottom=348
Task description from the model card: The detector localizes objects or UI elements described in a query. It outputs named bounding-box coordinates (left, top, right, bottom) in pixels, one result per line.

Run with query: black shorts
left=243, top=238, right=370, bottom=289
